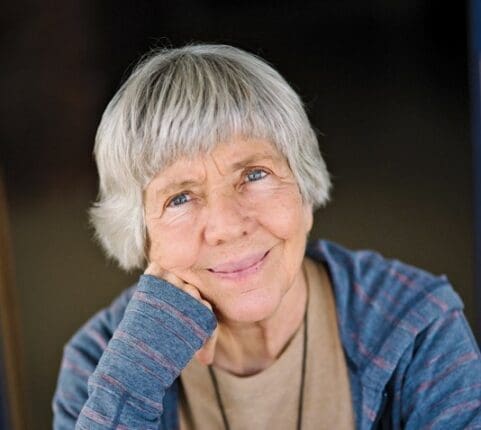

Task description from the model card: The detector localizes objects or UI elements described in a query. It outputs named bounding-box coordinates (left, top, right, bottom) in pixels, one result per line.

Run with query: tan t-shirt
left=179, top=258, right=354, bottom=429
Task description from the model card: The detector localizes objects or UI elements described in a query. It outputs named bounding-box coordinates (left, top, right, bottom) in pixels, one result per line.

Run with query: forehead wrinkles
left=147, top=157, right=206, bottom=198
left=206, top=142, right=285, bottom=175
left=207, top=151, right=230, bottom=177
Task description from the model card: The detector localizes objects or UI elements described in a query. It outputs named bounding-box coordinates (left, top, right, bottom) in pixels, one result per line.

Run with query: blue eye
left=245, top=169, right=267, bottom=182
left=167, top=193, right=190, bottom=208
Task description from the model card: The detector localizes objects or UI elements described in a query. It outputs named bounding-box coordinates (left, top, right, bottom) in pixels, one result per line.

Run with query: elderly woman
left=53, top=45, right=481, bottom=429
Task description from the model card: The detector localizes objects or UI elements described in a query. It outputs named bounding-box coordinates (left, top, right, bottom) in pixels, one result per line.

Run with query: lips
left=208, top=251, right=269, bottom=273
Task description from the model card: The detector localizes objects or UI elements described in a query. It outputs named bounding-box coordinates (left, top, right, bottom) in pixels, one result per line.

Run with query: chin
left=217, top=291, right=282, bottom=324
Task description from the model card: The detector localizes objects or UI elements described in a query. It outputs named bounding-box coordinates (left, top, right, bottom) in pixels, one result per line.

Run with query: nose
left=203, top=189, right=255, bottom=246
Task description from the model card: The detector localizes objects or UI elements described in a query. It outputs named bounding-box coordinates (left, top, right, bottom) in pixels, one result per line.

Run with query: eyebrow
left=155, top=180, right=202, bottom=198
left=229, top=152, right=278, bottom=172
left=156, top=152, right=279, bottom=197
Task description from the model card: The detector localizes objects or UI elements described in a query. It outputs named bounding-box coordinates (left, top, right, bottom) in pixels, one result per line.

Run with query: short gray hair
left=90, top=44, right=331, bottom=270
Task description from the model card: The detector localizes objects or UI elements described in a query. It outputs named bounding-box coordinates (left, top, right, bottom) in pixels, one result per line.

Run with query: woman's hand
left=144, top=262, right=219, bottom=366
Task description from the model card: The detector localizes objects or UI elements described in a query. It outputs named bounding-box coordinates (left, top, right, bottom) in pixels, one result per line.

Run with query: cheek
left=252, top=187, right=308, bottom=239
left=146, top=220, right=201, bottom=271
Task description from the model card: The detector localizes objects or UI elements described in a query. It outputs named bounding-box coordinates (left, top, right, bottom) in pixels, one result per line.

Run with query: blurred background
left=0, top=1, right=477, bottom=428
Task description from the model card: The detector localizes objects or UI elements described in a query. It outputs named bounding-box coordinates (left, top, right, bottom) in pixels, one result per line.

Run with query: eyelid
left=243, top=166, right=270, bottom=181
left=165, top=191, right=191, bottom=209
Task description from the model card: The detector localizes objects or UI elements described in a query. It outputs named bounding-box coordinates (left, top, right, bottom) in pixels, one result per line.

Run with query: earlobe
left=144, top=232, right=153, bottom=263
left=303, top=202, right=314, bottom=233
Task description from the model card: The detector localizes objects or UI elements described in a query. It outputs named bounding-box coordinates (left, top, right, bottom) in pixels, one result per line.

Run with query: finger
left=144, top=264, right=185, bottom=290
left=144, top=266, right=213, bottom=312
left=181, top=283, right=202, bottom=301
left=144, top=262, right=165, bottom=278
left=182, top=285, right=214, bottom=315
left=195, top=324, right=219, bottom=365
left=200, top=298, right=213, bottom=312
left=162, top=272, right=185, bottom=290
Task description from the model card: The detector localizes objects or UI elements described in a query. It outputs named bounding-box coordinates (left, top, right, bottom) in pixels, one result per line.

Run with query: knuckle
left=201, top=299, right=213, bottom=310
left=183, top=284, right=201, bottom=298
left=163, top=273, right=182, bottom=288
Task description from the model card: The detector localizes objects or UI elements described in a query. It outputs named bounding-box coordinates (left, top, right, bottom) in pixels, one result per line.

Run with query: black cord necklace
left=208, top=307, right=309, bottom=430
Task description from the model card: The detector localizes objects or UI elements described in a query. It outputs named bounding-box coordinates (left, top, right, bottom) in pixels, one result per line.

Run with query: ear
left=302, top=201, right=314, bottom=234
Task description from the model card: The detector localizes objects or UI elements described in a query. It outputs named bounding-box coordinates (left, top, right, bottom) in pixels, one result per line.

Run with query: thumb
left=195, top=323, right=219, bottom=365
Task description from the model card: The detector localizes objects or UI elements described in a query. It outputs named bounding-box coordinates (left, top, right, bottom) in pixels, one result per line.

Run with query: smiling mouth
left=208, top=250, right=270, bottom=274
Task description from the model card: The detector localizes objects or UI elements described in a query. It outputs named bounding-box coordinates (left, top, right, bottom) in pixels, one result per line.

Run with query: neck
left=212, top=263, right=308, bottom=376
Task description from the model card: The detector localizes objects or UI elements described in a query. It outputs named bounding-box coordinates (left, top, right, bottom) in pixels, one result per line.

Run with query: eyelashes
left=166, top=193, right=191, bottom=208
left=244, top=168, right=268, bottom=183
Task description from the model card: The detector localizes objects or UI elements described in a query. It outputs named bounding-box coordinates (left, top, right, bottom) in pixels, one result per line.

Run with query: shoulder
left=307, top=239, right=463, bottom=322
left=306, top=240, right=481, bottom=426
left=306, top=240, right=465, bottom=382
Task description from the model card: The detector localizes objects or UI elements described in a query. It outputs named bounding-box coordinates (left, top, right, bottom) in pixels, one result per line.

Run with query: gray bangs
left=98, top=45, right=314, bottom=188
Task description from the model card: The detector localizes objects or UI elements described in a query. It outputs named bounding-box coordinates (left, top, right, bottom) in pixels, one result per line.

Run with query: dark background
left=0, top=1, right=474, bottom=428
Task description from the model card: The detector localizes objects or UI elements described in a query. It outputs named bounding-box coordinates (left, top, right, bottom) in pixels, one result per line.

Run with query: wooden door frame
left=0, top=176, right=26, bottom=430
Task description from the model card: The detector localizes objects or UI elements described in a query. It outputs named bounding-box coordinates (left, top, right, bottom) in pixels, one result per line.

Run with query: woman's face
left=144, top=136, right=313, bottom=323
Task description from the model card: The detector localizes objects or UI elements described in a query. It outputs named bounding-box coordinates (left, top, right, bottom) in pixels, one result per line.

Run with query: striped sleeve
left=52, top=275, right=217, bottom=430
left=401, top=308, right=481, bottom=429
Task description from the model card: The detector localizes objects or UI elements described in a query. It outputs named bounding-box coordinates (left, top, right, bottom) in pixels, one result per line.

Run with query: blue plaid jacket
left=53, top=240, right=481, bottom=429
